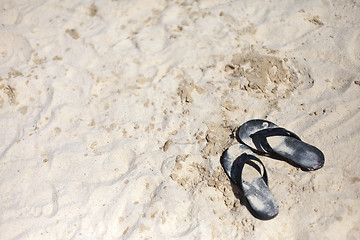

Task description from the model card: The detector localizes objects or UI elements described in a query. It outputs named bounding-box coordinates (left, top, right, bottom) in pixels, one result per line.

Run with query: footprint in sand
left=135, top=25, right=168, bottom=54
left=15, top=183, right=59, bottom=218
left=348, top=31, right=360, bottom=65
left=0, top=2, right=20, bottom=25
left=0, top=31, right=32, bottom=68
left=98, top=146, right=137, bottom=182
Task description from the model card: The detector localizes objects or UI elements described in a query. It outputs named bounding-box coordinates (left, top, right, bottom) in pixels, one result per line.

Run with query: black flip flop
left=237, top=119, right=325, bottom=171
left=221, top=144, right=279, bottom=220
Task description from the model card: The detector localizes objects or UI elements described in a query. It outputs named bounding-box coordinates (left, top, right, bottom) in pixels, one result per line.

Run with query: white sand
left=1, top=0, right=360, bottom=239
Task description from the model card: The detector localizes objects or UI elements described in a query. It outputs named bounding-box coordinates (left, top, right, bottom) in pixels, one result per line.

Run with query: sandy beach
left=1, top=0, right=360, bottom=239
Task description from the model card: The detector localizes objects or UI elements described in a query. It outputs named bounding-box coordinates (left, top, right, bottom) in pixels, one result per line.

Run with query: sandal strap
left=235, top=153, right=268, bottom=188
left=250, top=127, right=301, bottom=154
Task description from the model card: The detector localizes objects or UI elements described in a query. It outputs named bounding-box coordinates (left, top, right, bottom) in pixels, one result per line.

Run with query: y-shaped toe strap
left=234, top=153, right=269, bottom=190
left=250, top=127, right=301, bottom=154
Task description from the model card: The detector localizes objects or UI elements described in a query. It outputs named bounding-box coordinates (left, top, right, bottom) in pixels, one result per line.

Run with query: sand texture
left=1, top=0, right=360, bottom=239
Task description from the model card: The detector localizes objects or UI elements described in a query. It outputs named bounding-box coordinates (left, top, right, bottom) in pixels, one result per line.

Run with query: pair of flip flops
left=221, top=119, right=325, bottom=220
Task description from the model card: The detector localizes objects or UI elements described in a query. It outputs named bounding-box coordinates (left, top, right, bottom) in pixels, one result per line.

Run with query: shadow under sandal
left=237, top=119, right=325, bottom=171
left=221, top=144, right=279, bottom=220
